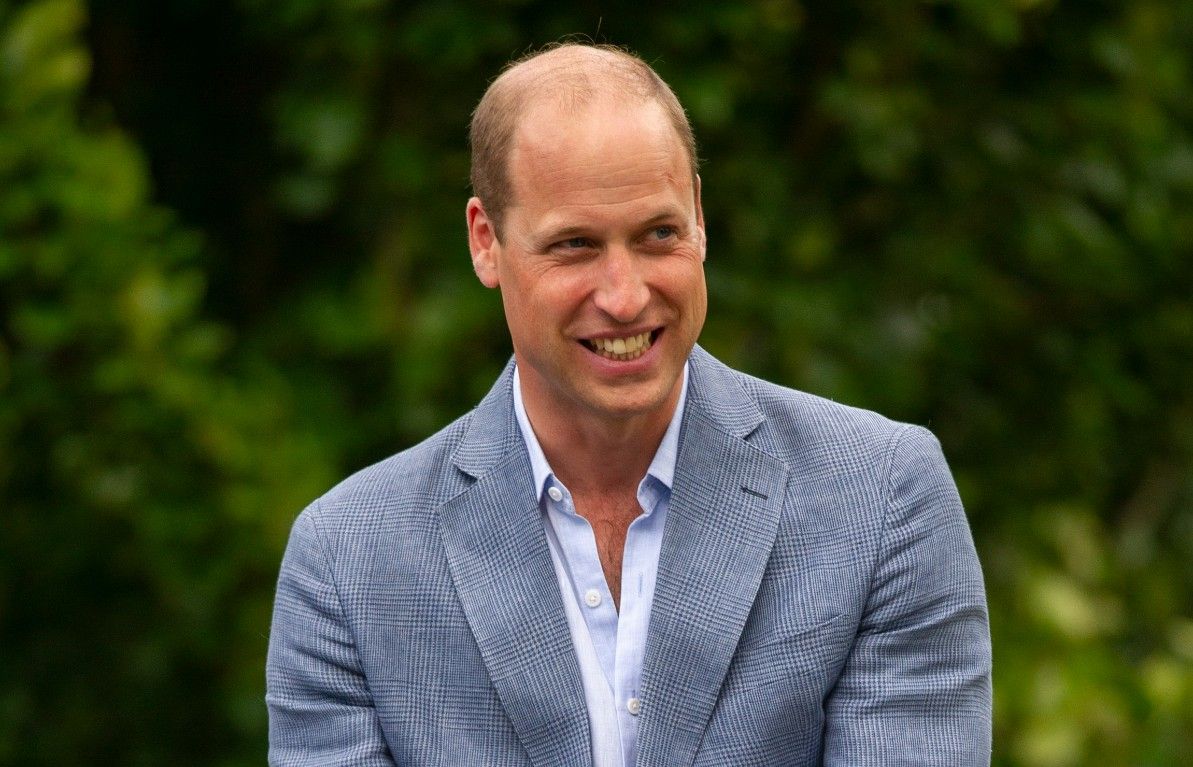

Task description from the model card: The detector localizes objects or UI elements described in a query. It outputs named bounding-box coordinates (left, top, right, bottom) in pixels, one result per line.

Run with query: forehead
left=507, top=96, right=690, bottom=214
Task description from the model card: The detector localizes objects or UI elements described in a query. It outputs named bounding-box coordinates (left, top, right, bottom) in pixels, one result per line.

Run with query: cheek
left=528, top=269, right=597, bottom=314
left=499, top=271, right=575, bottom=332
left=656, top=256, right=707, bottom=305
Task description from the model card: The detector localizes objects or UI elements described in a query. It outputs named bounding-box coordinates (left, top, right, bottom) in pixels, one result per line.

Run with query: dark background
left=1, top=0, right=1190, bottom=764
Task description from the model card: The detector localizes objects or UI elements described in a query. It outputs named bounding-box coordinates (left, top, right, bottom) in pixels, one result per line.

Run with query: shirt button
left=584, top=589, right=601, bottom=608
left=626, top=697, right=642, bottom=716
left=547, top=486, right=563, bottom=502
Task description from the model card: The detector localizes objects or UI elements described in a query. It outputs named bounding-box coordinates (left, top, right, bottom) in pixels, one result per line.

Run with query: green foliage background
left=1, top=0, right=1190, bottom=763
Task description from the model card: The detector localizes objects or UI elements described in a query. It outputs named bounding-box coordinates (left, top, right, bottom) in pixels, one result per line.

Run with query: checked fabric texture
left=266, top=346, right=992, bottom=766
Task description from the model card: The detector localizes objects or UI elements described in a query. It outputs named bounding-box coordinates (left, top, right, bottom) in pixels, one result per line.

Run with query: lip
left=580, top=326, right=661, bottom=343
left=577, top=327, right=665, bottom=374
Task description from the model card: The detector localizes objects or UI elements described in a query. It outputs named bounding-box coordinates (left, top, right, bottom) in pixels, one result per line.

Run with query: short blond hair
left=469, top=42, right=699, bottom=239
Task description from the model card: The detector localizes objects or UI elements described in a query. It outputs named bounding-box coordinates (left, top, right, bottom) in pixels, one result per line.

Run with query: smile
left=584, top=331, right=655, bottom=361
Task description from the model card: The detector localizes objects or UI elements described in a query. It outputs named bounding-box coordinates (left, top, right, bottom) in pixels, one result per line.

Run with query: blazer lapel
left=439, top=364, right=592, bottom=767
left=635, top=348, right=790, bottom=767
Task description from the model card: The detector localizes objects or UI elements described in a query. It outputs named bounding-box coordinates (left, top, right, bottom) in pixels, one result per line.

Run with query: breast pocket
left=725, top=612, right=851, bottom=695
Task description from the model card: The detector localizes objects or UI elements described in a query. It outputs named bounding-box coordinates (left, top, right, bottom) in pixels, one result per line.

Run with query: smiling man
left=267, top=43, right=992, bottom=766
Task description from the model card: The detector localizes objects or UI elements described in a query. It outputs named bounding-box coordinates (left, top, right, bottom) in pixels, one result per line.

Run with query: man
left=266, top=43, right=992, bottom=766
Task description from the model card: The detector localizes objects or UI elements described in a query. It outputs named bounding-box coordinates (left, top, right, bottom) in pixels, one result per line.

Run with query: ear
left=694, top=174, right=707, bottom=261
left=466, top=196, right=501, bottom=288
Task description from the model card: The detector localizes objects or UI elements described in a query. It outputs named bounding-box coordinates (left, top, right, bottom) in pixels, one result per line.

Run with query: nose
left=593, top=246, right=649, bottom=323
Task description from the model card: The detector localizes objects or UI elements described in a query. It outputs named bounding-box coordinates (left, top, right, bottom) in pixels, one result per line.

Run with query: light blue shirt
left=512, top=365, right=687, bottom=767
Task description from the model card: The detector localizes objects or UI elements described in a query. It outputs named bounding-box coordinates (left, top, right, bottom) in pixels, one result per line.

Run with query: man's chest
left=570, top=490, right=641, bottom=607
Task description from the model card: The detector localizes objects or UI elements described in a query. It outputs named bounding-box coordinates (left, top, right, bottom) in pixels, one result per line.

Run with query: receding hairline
left=489, top=44, right=659, bottom=106
left=469, top=43, right=699, bottom=236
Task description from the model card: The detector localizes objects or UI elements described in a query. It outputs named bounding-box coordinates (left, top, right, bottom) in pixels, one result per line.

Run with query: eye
left=651, top=226, right=677, bottom=240
left=551, top=236, right=594, bottom=252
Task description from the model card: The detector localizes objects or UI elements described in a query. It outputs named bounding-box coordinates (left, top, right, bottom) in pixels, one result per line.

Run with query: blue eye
left=653, top=226, right=676, bottom=240
left=565, top=237, right=589, bottom=248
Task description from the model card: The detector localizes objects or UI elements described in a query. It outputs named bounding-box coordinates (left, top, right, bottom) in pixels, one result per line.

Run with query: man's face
left=467, top=96, right=707, bottom=426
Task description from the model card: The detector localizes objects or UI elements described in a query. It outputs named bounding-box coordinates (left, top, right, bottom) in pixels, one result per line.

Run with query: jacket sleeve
left=822, top=425, right=992, bottom=765
left=266, top=505, right=397, bottom=766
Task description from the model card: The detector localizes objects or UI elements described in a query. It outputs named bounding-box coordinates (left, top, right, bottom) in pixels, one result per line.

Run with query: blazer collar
left=683, top=344, right=766, bottom=439
left=451, top=357, right=522, bottom=479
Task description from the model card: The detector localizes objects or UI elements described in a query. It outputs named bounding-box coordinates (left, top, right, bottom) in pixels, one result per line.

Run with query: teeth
left=587, top=332, right=653, bottom=360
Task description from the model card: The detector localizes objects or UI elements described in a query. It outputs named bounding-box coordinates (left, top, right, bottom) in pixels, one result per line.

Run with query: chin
left=584, top=382, right=676, bottom=421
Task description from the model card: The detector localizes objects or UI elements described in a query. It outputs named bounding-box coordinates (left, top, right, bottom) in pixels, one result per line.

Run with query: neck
left=520, top=382, right=680, bottom=498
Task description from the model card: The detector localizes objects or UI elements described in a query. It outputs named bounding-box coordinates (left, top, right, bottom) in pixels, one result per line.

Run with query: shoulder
left=293, top=409, right=477, bottom=550
left=687, top=349, right=961, bottom=569
left=718, top=357, right=970, bottom=577
left=689, top=347, right=936, bottom=480
left=689, top=353, right=975, bottom=620
left=748, top=370, right=935, bottom=465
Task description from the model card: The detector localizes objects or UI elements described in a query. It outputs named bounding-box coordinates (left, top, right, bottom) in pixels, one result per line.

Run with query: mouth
left=582, top=329, right=660, bottom=361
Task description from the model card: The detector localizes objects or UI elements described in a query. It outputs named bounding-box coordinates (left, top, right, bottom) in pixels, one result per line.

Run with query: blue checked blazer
left=267, top=346, right=992, bottom=766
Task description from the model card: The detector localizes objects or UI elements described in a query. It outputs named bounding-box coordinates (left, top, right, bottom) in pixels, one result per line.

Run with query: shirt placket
left=543, top=477, right=620, bottom=688
left=612, top=478, right=666, bottom=764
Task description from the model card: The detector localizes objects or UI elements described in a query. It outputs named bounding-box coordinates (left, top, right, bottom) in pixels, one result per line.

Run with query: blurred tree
left=0, top=0, right=337, bottom=762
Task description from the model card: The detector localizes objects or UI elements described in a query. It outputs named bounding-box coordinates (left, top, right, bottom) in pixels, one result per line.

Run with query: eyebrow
left=537, top=225, right=591, bottom=243
left=638, top=210, right=685, bottom=228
